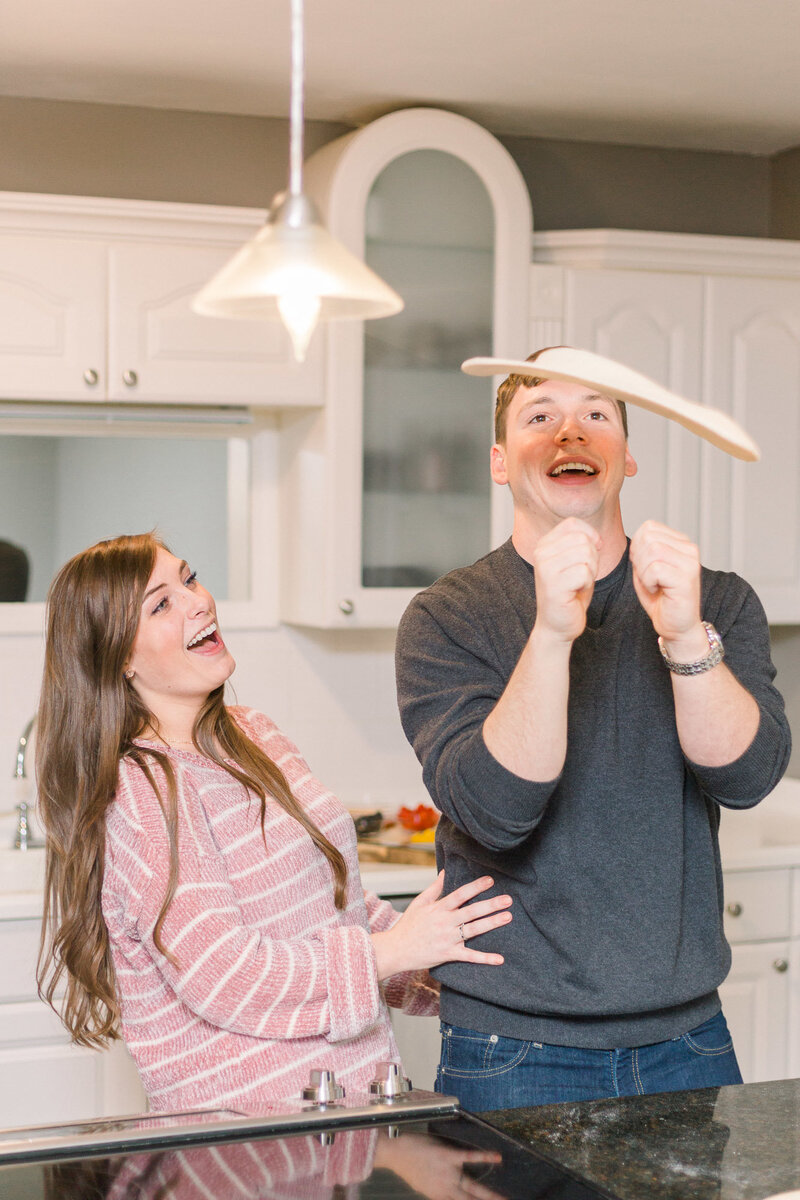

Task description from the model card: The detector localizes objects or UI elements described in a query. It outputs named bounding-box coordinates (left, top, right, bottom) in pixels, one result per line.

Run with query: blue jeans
left=436, top=1010, right=743, bottom=1111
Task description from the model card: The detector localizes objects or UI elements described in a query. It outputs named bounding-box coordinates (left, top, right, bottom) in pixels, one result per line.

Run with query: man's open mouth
left=548, top=461, right=597, bottom=478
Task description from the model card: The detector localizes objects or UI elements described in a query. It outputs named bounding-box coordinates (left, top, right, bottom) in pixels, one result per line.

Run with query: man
left=395, top=351, right=790, bottom=1110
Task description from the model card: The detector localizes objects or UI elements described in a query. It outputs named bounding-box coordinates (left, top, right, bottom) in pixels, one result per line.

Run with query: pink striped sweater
left=101, top=707, right=438, bottom=1113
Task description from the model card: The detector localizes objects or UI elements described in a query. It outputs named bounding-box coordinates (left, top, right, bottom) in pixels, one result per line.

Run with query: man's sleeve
left=688, top=575, right=792, bottom=807
left=395, top=593, right=558, bottom=852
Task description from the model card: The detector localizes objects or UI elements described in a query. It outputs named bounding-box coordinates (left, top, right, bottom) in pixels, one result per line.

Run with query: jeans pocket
left=440, top=1023, right=530, bottom=1078
left=680, top=1011, right=734, bottom=1057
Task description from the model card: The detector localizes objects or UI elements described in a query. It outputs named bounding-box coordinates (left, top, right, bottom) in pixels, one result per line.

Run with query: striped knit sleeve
left=110, top=767, right=386, bottom=1044
left=362, top=890, right=440, bottom=1017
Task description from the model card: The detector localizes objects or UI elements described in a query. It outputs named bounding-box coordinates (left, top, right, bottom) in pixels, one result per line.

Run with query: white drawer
left=0, top=999, right=68, bottom=1046
left=722, top=869, right=791, bottom=943
left=0, top=919, right=40, bottom=1002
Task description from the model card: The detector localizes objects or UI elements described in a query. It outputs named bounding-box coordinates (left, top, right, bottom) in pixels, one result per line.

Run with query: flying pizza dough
left=461, top=347, right=759, bottom=462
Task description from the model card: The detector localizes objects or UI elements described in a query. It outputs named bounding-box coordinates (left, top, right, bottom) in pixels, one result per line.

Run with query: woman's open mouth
left=185, top=622, right=223, bottom=654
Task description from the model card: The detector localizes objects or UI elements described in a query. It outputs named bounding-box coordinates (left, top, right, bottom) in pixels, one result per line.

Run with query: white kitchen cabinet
left=719, top=940, right=791, bottom=1085
left=0, top=192, right=324, bottom=407
left=0, top=909, right=146, bottom=1128
left=532, top=229, right=800, bottom=621
left=703, top=275, right=800, bottom=620
left=279, top=108, right=531, bottom=628
left=718, top=866, right=796, bottom=1083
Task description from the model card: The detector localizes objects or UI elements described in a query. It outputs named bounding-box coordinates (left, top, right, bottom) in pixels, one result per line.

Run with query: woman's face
left=126, top=547, right=235, bottom=723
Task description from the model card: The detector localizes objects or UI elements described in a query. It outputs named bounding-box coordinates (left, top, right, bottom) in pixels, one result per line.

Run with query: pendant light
left=192, top=0, right=404, bottom=362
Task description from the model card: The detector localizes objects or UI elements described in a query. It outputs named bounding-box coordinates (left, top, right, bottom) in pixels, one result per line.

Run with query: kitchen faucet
left=12, top=715, right=43, bottom=850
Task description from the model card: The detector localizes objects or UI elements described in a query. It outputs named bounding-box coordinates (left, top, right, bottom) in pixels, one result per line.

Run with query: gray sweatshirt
left=395, top=540, right=791, bottom=1048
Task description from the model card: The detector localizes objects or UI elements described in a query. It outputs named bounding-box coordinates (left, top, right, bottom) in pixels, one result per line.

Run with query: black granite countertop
left=480, top=1078, right=800, bottom=1200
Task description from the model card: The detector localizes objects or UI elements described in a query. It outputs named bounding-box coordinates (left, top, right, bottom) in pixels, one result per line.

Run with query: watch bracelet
left=658, top=621, right=725, bottom=675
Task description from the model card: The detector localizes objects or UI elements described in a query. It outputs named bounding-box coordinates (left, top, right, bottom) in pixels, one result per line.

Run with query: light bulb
left=278, top=290, right=322, bottom=362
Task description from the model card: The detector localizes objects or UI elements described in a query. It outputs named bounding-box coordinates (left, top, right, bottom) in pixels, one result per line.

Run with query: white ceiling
left=5, top=0, right=800, bottom=155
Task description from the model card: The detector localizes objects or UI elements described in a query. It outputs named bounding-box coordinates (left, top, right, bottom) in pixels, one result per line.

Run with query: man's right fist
left=531, top=517, right=602, bottom=642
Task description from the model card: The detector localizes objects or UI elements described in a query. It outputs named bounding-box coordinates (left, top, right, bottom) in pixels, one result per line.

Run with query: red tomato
left=397, top=804, right=439, bottom=831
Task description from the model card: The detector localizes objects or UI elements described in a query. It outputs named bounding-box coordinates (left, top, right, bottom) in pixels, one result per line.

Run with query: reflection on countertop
left=481, top=1077, right=800, bottom=1200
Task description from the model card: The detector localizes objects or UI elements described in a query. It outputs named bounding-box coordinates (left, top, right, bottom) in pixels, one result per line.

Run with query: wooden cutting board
left=357, top=841, right=437, bottom=865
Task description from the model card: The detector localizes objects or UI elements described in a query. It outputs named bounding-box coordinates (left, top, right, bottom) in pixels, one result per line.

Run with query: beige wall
left=770, top=145, right=800, bottom=239
left=0, top=95, right=779, bottom=237
left=0, top=96, right=351, bottom=207
left=500, top=133, right=772, bottom=237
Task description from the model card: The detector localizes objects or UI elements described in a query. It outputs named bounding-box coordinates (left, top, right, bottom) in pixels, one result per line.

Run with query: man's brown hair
left=494, top=349, right=629, bottom=443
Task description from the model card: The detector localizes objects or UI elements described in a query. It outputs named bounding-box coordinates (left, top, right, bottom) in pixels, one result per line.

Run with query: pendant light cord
left=288, top=0, right=305, bottom=198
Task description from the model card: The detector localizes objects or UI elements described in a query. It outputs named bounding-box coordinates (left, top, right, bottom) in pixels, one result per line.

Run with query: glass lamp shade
left=192, top=193, right=404, bottom=361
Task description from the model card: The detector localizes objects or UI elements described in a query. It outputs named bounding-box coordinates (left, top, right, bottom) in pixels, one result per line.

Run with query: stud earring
left=124, top=668, right=135, bottom=680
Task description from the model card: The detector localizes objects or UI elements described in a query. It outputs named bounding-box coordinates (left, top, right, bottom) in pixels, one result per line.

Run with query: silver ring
left=459, top=923, right=466, bottom=941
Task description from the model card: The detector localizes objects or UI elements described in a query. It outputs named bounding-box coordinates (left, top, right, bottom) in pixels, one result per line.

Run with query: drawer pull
left=773, top=959, right=789, bottom=974
left=726, top=902, right=743, bottom=917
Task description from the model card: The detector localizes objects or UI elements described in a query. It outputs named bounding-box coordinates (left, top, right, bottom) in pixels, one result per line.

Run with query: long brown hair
left=37, top=533, right=347, bottom=1049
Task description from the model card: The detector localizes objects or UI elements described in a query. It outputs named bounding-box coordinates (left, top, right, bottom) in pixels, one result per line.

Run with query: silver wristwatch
left=658, top=622, right=725, bottom=675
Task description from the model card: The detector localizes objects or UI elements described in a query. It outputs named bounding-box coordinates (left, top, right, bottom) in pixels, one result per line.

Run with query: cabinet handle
left=338, top=599, right=355, bottom=616
left=83, top=368, right=100, bottom=386
left=122, top=370, right=139, bottom=388
left=773, top=959, right=789, bottom=973
left=726, top=902, right=743, bottom=917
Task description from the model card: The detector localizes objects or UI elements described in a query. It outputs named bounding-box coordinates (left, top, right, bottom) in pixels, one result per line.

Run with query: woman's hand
left=371, top=872, right=512, bottom=982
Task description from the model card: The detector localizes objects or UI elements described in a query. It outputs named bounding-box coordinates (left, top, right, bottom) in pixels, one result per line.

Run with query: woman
left=36, top=533, right=512, bottom=1113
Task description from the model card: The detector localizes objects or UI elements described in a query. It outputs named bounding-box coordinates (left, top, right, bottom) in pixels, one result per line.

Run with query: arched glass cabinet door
left=283, top=109, right=532, bottom=628
left=362, top=149, right=494, bottom=588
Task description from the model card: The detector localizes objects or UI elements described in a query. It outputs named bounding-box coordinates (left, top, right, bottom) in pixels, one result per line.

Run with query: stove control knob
left=302, top=1069, right=345, bottom=1104
left=369, top=1061, right=412, bottom=1098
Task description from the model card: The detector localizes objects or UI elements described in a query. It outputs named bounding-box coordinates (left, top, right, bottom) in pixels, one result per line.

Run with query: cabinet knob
left=773, top=958, right=789, bottom=973
left=726, top=902, right=743, bottom=917
left=122, top=369, right=139, bottom=388
left=338, top=599, right=355, bottom=616
left=83, top=368, right=99, bottom=386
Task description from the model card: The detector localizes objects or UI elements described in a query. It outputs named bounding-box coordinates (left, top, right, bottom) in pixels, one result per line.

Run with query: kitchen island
left=482, top=1077, right=800, bottom=1200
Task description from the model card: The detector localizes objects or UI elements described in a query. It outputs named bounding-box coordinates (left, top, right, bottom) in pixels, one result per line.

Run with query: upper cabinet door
left=280, top=109, right=532, bottom=628
left=108, top=241, right=324, bottom=406
left=703, top=275, right=800, bottom=619
left=0, top=235, right=107, bottom=401
left=559, top=266, right=705, bottom=541
left=0, top=194, right=325, bottom=409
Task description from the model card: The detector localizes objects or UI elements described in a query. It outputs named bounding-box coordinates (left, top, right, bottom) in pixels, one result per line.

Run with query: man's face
left=490, top=378, right=637, bottom=531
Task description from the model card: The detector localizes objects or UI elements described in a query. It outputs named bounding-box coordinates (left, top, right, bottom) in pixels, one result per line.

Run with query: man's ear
left=624, top=447, right=638, bottom=478
left=490, top=443, right=508, bottom=485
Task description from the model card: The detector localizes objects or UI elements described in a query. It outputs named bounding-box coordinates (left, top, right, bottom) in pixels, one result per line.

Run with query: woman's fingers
left=453, top=893, right=513, bottom=923
left=460, top=948, right=505, bottom=965
left=460, top=909, right=512, bottom=941
left=440, top=874, right=499, bottom=908
left=416, top=869, right=445, bottom=902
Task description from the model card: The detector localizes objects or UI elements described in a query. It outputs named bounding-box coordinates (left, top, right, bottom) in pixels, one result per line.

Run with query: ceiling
left=5, top=0, right=800, bottom=156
